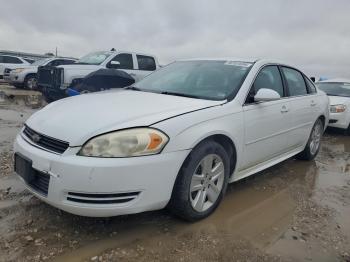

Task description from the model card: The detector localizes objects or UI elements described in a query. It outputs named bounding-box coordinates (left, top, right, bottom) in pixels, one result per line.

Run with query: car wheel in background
left=24, top=74, right=37, bottom=90
left=168, top=140, right=230, bottom=221
left=346, top=124, right=350, bottom=135
left=297, top=118, right=324, bottom=161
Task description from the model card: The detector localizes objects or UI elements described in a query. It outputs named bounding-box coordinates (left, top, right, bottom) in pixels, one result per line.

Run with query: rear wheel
left=24, top=74, right=37, bottom=90
left=168, top=140, right=230, bottom=221
left=297, top=118, right=324, bottom=160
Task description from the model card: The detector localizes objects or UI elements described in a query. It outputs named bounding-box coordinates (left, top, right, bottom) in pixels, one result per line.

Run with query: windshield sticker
left=224, top=61, right=252, bottom=67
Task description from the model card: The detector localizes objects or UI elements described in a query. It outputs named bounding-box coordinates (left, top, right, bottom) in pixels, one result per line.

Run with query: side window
left=281, top=67, right=308, bottom=96
left=305, top=77, right=317, bottom=94
left=110, top=53, right=133, bottom=69
left=0, top=56, right=3, bottom=63
left=63, top=59, right=76, bottom=65
left=4, top=56, right=23, bottom=64
left=47, top=60, right=58, bottom=66
left=246, top=65, right=284, bottom=103
left=137, top=55, right=156, bottom=71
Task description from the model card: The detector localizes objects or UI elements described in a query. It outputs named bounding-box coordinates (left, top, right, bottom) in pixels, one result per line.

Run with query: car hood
left=26, top=90, right=224, bottom=146
left=9, top=64, right=34, bottom=71
left=328, top=95, right=350, bottom=105
left=21, top=66, right=38, bottom=72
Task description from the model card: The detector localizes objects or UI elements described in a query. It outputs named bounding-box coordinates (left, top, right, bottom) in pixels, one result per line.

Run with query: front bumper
left=8, top=72, right=25, bottom=84
left=14, top=134, right=189, bottom=217
left=328, top=111, right=350, bottom=130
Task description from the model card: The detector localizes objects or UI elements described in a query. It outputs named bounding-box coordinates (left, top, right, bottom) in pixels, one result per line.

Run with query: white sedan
left=316, top=78, right=350, bottom=134
left=14, top=59, right=329, bottom=221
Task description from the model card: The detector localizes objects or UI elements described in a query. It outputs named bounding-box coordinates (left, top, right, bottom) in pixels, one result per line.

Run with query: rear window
left=3, top=56, right=23, bottom=64
left=281, top=67, right=308, bottom=96
left=305, top=77, right=317, bottom=94
left=137, top=55, right=156, bottom=71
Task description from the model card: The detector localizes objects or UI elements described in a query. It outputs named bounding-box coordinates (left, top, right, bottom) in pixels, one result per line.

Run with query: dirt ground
left=0, top=89, right=350, bottom=262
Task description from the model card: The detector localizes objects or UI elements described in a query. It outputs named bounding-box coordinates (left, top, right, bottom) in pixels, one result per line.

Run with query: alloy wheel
left=27, top=78, right=37, bottom=89
left=310, top=121, right=322, bottom=155
left=190, top=154, right=225, bottom=212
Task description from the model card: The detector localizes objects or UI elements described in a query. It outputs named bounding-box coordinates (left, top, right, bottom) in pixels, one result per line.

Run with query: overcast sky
left=0, top=0, right=349, bottom=78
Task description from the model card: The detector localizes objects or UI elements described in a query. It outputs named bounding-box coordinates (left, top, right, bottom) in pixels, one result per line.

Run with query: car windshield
left=77, top=51, right=112, bottom=65
left=316, top=82, right=350, bottom=97
left=133, top=60, right=253, bottom=100
left=31, top=58, right=52, bottom=66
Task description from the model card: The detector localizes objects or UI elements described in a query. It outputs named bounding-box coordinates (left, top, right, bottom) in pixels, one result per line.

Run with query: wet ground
left=0, top=96, right=350, bottom=262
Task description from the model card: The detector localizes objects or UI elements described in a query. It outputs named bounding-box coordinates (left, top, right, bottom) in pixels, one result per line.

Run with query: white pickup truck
left=38, top=50, right=159, bottom=100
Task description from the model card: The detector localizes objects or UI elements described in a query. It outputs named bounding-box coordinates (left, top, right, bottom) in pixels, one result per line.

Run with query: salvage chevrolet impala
left=14, top=59, right=329, bottom=221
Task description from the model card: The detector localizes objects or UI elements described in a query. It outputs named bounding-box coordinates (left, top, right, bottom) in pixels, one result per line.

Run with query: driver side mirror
left=109, top=60, right=120, bottom=68
left=254, top=88, right=281, bottom=102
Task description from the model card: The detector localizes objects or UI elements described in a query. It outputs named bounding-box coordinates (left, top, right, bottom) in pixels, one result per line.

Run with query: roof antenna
left=110, top=48, right=116, bottom=51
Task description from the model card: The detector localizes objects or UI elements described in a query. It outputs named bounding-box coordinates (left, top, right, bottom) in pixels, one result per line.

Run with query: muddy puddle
left=1, top=105, right=350, bottom=261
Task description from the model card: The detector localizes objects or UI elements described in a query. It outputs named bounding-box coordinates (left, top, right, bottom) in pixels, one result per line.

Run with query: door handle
left=281, top=105, right=289, bottom=113
left=310, top=100, right=317, bottom=106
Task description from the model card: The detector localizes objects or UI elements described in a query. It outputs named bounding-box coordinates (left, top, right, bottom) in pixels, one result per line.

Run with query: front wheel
left=297, top=118, right=324, bottom=160
left=168, top=140, right=230, bottom=221
left=24, top=75, right=37, bottom=90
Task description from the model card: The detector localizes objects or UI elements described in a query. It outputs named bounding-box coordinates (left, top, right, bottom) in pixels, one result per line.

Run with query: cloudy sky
left=0, top=0, right=349, bottom=78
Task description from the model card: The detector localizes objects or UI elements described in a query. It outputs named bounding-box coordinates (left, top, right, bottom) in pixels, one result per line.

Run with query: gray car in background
left=6, top=57, right=76, bottom=89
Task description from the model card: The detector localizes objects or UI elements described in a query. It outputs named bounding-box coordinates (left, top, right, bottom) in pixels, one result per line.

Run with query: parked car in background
left=6, top=57, right=77, bottom=89
left=14, top=59, right=329, bottom=221
left=0, top=55, right=31, bottom=79
left=37, top=50, right=159, bottom=101
left=316, top=78, right=350, bottom=134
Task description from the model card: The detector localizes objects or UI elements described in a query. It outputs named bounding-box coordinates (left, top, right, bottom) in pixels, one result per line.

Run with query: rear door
left=242, top=65, right=294, bottom=170
left=280, top=67, right=318, bottom=147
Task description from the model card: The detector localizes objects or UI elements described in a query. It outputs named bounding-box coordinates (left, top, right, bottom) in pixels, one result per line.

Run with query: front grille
left=29, top=170, right=50, bottom=196
left=37, top=66, right=63, bottom=89
left=67, top=191, right=140, bottom=204
left=23, top=125, right=69, bottom=154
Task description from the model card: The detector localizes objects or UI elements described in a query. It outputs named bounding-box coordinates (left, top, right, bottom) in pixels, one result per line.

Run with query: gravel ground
left=0, top=98, right=349, bottom=262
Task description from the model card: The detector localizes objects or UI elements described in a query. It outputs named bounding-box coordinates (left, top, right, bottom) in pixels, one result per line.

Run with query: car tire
left=344, top=123, right=350, bottom=135
left=24, top=74, right=37, bottom=90
left=168, top=140, right=230, bottom=221
left=297, top=118, right=324, bottom=161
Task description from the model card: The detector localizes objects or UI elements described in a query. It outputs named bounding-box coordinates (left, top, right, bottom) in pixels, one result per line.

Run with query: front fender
left=153, top=103, right=244, bottom=169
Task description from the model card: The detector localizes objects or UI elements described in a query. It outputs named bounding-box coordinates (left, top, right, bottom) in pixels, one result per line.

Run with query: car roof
left=0, top=54, right=23, bottom=58
left=317, top=78, right=350, bottom=84
left=179, top=57, right=257, bottom=63
left=91, top=50, right=156, bottom=57
left=176, top=58, right=294, bottom=66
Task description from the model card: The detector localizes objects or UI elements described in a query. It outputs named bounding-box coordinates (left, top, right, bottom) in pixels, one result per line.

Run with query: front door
left=242, top=65, right=293, bottom=170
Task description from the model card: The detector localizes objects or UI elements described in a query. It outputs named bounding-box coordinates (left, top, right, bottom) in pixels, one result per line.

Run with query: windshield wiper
left=327, top=94, right=349, bottom=97
left=124, top=86, right=142, bottom=91
left=160, top=91, right=200, bottom=99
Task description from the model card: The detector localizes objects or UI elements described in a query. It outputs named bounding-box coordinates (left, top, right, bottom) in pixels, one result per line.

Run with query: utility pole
left=55, top=47, right=58, bottom=57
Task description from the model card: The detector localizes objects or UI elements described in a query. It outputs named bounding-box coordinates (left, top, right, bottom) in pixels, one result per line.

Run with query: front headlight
left=330, top=104, right=347, bottom=113
left=12, top=68, right=25, bottom=73
left=78, top=128, right=169, bottom=157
